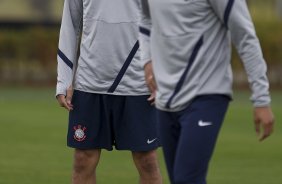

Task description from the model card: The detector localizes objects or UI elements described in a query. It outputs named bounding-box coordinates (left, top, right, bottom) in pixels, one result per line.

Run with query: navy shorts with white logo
left=68, top=90, right=159, bottom=151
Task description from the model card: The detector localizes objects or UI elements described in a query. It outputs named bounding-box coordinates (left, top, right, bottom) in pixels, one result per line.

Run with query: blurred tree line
left=0, top=27, right=59, bottom=86
left=232, top=0, right=282, bottom=88
left=29, top=0, right=52, bottom=21
left=0, top=0, right=62, bottom=86
left=0, top=0, right=281, bottom=88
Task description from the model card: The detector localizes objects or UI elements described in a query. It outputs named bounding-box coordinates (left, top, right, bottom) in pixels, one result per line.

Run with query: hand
left=56, top=86, right=74, bottom=111
left=147, top=91, right=156, bottom=106
left=254, top=106, right=274, bottom=141
left=144, top=61, right=157, bottom=105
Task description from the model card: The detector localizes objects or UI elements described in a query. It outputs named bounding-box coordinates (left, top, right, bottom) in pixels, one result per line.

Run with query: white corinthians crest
left=73, top=125, right=87, bottom=142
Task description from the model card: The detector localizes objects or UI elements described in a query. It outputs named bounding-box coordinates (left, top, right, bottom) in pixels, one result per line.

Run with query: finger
left=57, top=95, right=66, bottom=107
left=61, top=100, right=72, bottom=111
left=260, top=121, right=274, bottom=141
left=147, top=92, right=156, bottom=106
left=65, top=100, right=73, bottom=110
left=259, top=134, right=267, bottom=142
left=259, top=130, right=270, bottom=141
left=254, top=118, right=260, bottom=136
left=66, top=89, right=74, bottom=110
left=259, top=124, right=269, bottom=141
left=147, top=94, right=154, bottom=102
left=66, top=97, right=73, bottom=109
left=57, top=96, right=72, bottom=111
left=148, top=94, right=155, bottom=100
left=64, top=102, right=72, bottom=111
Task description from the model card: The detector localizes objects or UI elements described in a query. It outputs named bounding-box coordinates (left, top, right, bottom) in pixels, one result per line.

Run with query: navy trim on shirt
left=139, top=26, right=151, bottom=37
left=224, top=0, right=235, bottom=28
left=108, top=40, right=140, bottom=93
left=58, top=49, right=73, bottom=69
left=165, top=36, right=204, bottom=109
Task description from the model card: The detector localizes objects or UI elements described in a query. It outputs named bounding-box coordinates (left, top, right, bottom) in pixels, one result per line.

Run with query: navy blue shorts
left=157, top=95, right=230, bottom=184
left=67, top=90, right=159, bottom=151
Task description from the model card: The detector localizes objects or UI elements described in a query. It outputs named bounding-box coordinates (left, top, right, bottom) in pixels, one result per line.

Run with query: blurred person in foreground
left=139, top=0, right=275, bottom=183
left=56, top=0, right=162, bottom=183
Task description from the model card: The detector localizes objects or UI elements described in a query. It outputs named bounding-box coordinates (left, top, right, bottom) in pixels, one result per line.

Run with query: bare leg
left=72, top=149, right=101, bottom=184
left=132, top=150, right=162, bottom=184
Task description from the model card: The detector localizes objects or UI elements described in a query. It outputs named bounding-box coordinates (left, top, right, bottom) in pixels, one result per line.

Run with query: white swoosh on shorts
left=198, top=120, right=213, bottom=127
left=147, top=138, right=157, bottom=144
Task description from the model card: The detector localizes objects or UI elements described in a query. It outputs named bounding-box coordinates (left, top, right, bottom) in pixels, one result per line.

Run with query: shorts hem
left=67, top=144, right=160, bottom=152
left=67, top=144, right=114, bottom=151
left=115, top=143, right=160, bottom=152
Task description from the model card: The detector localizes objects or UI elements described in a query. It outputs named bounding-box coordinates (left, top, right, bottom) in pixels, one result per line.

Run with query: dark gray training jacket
left=56, top=0, right=149, bottom=96
left=140, top=0, right=271, bottom=111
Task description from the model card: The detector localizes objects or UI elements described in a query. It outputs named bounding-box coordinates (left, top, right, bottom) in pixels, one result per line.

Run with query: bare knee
left=132, top=150, right=161, bottom=177
left=73, top=149, right=100, bottom=173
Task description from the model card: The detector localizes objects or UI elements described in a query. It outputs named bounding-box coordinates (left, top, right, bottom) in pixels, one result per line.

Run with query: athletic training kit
left=140, top=0, right=271, bottom=112
left=56, top=0, right=159, bottom=151
left=139, top=0, right=271, bottom=183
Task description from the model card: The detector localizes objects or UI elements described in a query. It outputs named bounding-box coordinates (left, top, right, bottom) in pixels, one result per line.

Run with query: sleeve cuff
left=252, top=95, right=271, bottom=107
left=56, top=85, right=67, bottom=97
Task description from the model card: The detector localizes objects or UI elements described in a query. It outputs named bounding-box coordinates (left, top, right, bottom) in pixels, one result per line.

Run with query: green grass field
left=0, top=88, right=281, bottom=184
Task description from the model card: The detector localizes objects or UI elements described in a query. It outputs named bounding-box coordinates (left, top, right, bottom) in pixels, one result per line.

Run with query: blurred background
left=0, top=0, right=281, bottom=184
left=0, top=0, right=281, bottom=87
left=0, top=0, right=62, bottom=86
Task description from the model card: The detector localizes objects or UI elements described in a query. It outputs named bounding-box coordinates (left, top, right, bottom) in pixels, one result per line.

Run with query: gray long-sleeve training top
left=56, top=0, right=149, bottom=97
left=139, top=0, right=271, bottom=112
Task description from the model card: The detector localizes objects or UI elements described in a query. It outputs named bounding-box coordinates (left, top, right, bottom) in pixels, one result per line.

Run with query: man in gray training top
left=139, top=0, right=275, bottom=183
left=56, top=0, right=162, bottom=183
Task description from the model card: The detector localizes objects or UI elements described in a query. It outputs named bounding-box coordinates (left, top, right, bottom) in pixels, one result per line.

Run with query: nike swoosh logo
left=147, top=138, right=157, bottom=144
left=198, top=120, right=212, bottom=127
